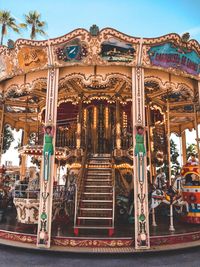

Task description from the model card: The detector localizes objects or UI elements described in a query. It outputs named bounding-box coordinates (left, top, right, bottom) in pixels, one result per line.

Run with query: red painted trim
left=0, top=229, right=200, bottom=248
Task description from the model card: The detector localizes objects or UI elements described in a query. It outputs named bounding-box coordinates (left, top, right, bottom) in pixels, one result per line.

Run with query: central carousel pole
left=37, top=41, right=59, bottom=248
left=194, top=102, right=200, bottom=170
left=146, top=101, right=157, bottom=227
left=132, top=38, right=150, bottom=249
left=166, top=82, right=175, bottom=232
left=116, top=96, right=121, bottom=150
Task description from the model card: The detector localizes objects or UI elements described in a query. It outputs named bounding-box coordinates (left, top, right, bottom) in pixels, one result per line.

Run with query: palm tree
left=22, top=11, right=47, bottom=40
left=0, top=10, right=20, bottom=45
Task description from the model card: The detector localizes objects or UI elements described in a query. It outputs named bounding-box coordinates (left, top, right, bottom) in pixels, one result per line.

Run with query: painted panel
left=17, top=47, right=47, bottom=71
left=55, top=38, right=88, bottom=62
left=100, top=38, right=135, bottom=63
left=0, top=55, right=13, bottom=79
left=148, top=43, right=200, bottom=75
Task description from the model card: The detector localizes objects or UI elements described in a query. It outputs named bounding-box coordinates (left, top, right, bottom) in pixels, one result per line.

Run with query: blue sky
left=0, top=0, right=200, bottom=43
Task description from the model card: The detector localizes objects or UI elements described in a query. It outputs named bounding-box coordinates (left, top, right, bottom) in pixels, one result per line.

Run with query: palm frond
left=35, top=29, right=47, bottom=36
left=19, top=23, right=27, bottom=29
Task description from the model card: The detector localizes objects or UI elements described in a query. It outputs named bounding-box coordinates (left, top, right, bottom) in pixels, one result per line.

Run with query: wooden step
left=81, top=199, right=112, bottom=203
left=87, top=174, right=111, bottom=176
left=74, top=225, right=113, bottom=229
left=80, top=208, right=112, bottom=211
left=80, top=202, right=112, bottom=208
left=86, top=179, right=111, bottom=182
left=84, top=190, right=112, bottom=194
left=78, top=216, right=112, bottom=220
left=84, top=185, right=112, bottom=188
left=83, top=192, right=112, bottom=195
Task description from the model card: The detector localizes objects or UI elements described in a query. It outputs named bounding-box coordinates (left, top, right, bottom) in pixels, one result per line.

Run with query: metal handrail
left=74, top=150, right=87, bottom=227
left=14, top=183, right=40, bottom=199
left=111, top=157, right=115, bottom=228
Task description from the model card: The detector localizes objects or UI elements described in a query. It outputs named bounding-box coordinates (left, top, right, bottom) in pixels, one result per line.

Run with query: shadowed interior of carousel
left=1, top=201, right=200, bottom=238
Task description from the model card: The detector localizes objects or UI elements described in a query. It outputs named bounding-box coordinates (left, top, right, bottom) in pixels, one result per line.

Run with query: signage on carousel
left=148, top=42, right=200, bottom=75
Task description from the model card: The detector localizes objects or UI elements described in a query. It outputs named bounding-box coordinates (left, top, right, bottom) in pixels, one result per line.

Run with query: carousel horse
left=150, top=174, right=188, bottom=214
left=116, top=189, right=134, bottom=224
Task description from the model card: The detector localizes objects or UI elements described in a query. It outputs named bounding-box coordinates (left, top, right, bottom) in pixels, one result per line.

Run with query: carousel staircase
left=74, top=154, right=115, bottom=237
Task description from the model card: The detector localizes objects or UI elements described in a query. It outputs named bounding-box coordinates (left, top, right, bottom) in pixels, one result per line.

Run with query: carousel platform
left=0, top=208, right=200, bottom=253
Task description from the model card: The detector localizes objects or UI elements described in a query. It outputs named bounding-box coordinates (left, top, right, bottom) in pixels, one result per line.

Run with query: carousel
left=0, top=25, right=200, bottom=252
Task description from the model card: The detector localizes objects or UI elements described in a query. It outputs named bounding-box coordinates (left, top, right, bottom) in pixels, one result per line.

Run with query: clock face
left=65, top=45, right=80, bottom=60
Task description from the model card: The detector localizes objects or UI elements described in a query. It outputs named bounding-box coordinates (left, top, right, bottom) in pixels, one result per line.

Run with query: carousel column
left=93, top=106, right=97, bottom=153
left=181, top=131, right=187, bottom=165
left=0, top=97, right=5, bottom=166
left=194, top=103, right=200, bottom=168
left=76, top=95, right=82, bottom=150
left=147, top=102, right=157, bottom=227
left=166, top=97, right=175, bottom=232
left=132, top=67, right=150, bottom=249
left=37, top=66, right=59, bottom=248
left=116, top=97, right=121, bottom=150
left=20, top=126, right=29, bottom=180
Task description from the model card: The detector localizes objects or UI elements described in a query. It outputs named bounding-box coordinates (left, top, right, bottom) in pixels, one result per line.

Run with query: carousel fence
left=74, top=150, right=87, bottom=227
left=35, top=128, right=77, bottom=148
left=14, top=183, right=40, bottom=199
left=111, top=157, right=115, bottom=229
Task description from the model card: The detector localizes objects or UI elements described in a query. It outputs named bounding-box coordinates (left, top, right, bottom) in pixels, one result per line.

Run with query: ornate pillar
left=20, top=126, right=29, bottom=180
left=132, top=67, right=150, bottom=249
left=0, top=97, right=5, bottom=166
left=76, top=96, right=82, bottom=149
left=181, top=131, right=187, bottom=165
left=166, top=97, right=175, bottom=232
left=93, top=106, right=97, bottom=153
left=105, top=106, right=109, bottom=138
left=37, top=43, right=59, bottom=248
left=194, top=103, right=200, bottom=169
left=116, top=98, right=121, bottom=150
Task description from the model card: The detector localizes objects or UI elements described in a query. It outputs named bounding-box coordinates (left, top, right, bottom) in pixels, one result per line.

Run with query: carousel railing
left=34, top=129, right=77, bottom=149
left=74, top=150, right=87, bottom=227
left=111, top=157, right=115, bottom=228
left=14, top=183, right=40, bottom=199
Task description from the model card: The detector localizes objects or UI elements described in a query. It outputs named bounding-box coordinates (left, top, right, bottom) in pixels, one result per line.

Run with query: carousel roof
left=0, top=26, right=199, bottom=134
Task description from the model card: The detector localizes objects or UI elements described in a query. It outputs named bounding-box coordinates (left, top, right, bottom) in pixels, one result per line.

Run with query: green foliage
left=186, top=143, right=197, bottom=160
left=0, top=10, right=20, bottom=45
left=2, top=125, right=14, bottom=153
left=23, top=11, right=47, bottom=40
left=0, top=10, right=47, bottom=44
left=170, top=139, right=180, bottom=175
left=157, top=139, right=180, bottom=178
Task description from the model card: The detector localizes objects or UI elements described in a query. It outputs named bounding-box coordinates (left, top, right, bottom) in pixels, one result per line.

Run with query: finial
left=181, top=32, right=190, bottom=42
left=89, top=24, right=100, bottom=36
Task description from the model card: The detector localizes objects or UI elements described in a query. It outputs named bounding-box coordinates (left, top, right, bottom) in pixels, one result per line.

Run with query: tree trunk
left=1, top=24, right=6, bottom=45
left=31, top=25, right=35, bottom=40
left=0, top=34, right=3, bottom=46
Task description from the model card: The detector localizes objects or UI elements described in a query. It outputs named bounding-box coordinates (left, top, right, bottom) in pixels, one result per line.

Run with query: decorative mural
left=100, top=38, right=135, bottom=62
left=148, top=42, right=200, bottom=75
left=161, top=90, right=192, bottom=102
left=55, top=38, right=88, bottom=62
left=17, top=47, right=47, bottom=71
left=0, top=55, right=13, bottom=79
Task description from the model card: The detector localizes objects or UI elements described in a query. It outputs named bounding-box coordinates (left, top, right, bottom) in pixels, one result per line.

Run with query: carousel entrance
left=85, top=103, right=116, bottom=154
